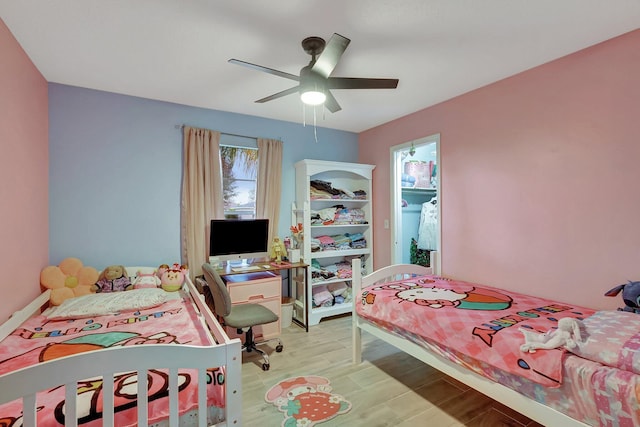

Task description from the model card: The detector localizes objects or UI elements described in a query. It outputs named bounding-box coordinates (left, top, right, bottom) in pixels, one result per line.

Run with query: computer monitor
left=209, top=218, right=269, bottom=266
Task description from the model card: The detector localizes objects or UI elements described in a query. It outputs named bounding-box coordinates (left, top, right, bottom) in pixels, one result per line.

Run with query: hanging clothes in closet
left=417, top=196, right=437, bottom=250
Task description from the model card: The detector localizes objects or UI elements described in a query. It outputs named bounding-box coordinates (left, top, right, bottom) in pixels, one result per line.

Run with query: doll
left=270, top=237, right=286, bottom=263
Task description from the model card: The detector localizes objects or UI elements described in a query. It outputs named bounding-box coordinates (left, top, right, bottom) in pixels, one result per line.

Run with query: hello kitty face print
left=396, top=286, right=468, bottom=308
left=364, top=277, right=512, bottom=311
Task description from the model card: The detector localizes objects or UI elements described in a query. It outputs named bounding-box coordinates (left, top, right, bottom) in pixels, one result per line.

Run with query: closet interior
left=392, top=134, right=440, bottom=267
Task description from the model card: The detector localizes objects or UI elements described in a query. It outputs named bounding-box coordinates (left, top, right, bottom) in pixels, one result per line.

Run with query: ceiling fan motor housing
left=299, top=65, right=327, bottom=95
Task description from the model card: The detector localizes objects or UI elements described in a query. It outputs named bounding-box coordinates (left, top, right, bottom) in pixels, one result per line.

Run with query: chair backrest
left=201, top=263, right=232, bottom=317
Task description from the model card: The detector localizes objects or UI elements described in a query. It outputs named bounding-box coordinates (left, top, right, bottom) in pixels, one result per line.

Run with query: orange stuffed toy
left=40, top=257, right=100, bottom=306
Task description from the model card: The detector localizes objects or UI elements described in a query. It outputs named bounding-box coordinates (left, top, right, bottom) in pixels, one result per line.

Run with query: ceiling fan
left=228, top=33, right=399, bottom=113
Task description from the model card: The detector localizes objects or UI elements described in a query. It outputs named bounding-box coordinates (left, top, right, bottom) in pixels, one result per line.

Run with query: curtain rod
left=175, top=124, right=258, bottom=140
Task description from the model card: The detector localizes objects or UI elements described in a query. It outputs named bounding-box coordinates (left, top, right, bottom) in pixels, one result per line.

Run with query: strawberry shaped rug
left=265, top=375, right=352, bottom=426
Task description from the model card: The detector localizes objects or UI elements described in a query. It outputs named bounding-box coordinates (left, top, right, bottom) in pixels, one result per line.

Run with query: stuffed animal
left=158, top=263, right=188, bottom=292
left=605, top=280, right=640, bottom=313
left=132, top=270, right=161, bottom=289
left=157, top=264, right=171, bottom=280
left=519, top=317, right=583, bottom=353
left=40, top=257, right=99, bottom=306
left=96, top=265, right=132, bottom=292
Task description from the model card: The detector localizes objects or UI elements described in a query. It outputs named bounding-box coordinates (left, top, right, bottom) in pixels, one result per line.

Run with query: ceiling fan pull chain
left=302, top=103, right=307, bottom=127
left=314, top=106, right=319, bottom=143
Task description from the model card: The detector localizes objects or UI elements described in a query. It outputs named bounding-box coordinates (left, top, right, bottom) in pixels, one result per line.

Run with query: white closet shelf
left=310, top=198, right=371, bottom=203
left=401, top=187, right=436, bottom=194
left=402, top=206, right=423, bottom=213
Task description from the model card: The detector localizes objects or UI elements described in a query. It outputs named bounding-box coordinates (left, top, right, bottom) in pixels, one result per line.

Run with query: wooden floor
left=240, top=315, right=544, bottom=427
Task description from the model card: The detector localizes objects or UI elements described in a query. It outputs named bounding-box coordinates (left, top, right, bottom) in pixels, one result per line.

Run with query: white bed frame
left=0, top=276, right=242, bottom=427
left=351, top=255, right=588, bottom=427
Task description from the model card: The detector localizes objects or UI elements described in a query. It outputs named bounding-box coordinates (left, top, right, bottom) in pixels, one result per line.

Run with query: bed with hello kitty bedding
left=0, top=268, right=242, bottom=427
left=351, top=257, right=640, bottom=427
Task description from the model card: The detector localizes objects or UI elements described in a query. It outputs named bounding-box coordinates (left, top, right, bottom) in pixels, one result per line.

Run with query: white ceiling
left=1, top=1, right=639, bottom=133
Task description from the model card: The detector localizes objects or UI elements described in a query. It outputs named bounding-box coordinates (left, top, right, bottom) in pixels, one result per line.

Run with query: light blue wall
left=48, top=84, right=358, bottom=270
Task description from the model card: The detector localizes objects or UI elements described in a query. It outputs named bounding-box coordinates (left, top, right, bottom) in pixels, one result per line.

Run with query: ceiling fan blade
left=324, top=90, right=342, bottom=113
left=328, top=77, right=399, bottom=90
left=311, top=33, right=350, bottom=78
left=228, top=59, right=299, bottom=82
left=255, top=86, right=300, bottom=103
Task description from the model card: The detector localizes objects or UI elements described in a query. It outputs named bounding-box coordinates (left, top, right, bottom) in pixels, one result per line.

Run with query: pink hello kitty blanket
left=357, top=275, right=595, bottom=387
left=0, top=294, right=225, bottom=426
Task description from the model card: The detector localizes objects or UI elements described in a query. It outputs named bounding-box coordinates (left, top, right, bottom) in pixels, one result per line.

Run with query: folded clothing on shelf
left=312, top=234, right=366, bottom=252
left=331, top=234, right=351, bottom=250
left=312, top=284, right=333, bottom=307
left=334, top=208, right=366, bottom=224
left=327, top=281, right=348, bottom=296
left=346, top=232, right=367, bottom=249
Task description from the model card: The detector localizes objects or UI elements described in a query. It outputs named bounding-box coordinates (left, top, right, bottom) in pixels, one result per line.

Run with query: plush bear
left=96, top=265, right=132, bottom=292
left=133, top=270, right=161, bottom=289
left=158, top=263, right=188, bottom=292
left=605, top=280, right=640, bottom=313
left=40, top=257, right=99, bottom=306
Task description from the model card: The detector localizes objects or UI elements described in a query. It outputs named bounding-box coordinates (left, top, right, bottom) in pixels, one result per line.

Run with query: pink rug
left=265, top=375, right=352, bottom=426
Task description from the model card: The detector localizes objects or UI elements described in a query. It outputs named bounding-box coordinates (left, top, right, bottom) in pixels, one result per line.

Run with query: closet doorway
left=390, top=133, right=441, bottom=271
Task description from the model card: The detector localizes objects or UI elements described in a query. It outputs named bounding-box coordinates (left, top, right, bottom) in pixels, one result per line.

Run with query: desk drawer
left=228, top=277, right=280, bottom=303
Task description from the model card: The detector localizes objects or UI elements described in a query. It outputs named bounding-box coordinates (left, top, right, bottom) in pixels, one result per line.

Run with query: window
left=220, top=145, right=258, bottom=219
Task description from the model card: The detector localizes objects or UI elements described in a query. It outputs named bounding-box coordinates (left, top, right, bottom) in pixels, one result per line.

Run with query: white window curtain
left=256, top=138, right=283, bottom=246
left=180, top=127, right=223, bottom=278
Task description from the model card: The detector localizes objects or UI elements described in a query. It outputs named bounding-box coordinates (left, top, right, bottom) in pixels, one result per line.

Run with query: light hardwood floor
left=240, top=315, right=544, bottom=427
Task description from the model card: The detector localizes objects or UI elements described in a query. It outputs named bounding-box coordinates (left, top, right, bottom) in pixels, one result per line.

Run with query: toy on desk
left=270, top=237, right=287, bottom=264
left=605, top=280, right=640, bottom=313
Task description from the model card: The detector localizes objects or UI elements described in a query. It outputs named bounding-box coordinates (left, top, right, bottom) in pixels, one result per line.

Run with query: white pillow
left=47, top=288, right=169, bottom=320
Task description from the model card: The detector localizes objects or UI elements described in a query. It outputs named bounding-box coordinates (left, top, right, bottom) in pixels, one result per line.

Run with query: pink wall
left=0, top=19, right=49, bottom=321
left=359, top=29, right=640, bottom=310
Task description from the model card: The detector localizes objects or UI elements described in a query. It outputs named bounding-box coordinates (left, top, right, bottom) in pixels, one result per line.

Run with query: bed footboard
left=0, top=345, right=224, bottom=427
left=0, top=277, right=242, bottom=427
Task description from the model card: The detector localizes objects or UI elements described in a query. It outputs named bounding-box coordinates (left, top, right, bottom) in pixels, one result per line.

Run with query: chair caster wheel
left=262, top=363, right=270, bottom=371
left=276, top=344, right=283, bottom=352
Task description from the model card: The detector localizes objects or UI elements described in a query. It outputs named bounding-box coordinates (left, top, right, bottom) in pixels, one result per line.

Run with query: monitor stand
left=227, top=258, right=251, bottom=268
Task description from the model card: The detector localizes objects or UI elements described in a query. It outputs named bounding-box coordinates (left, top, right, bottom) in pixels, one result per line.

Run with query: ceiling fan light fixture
left=300, top=90, right=326, bottom=105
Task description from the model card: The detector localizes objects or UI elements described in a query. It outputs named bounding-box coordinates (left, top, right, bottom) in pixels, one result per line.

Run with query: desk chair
left=201, top=263, right=283, bottom=371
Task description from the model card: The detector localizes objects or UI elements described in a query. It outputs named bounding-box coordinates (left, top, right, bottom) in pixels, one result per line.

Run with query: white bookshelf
left=293, top=159, right=375, bottom=326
